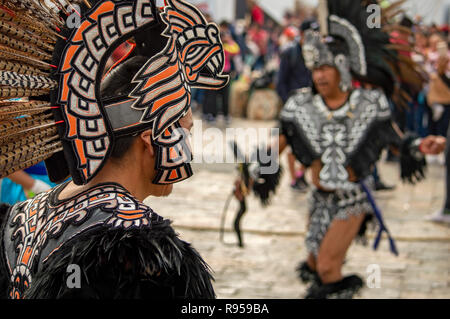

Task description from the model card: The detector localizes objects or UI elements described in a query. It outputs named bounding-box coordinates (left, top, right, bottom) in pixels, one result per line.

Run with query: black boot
left=304, top=275, right=363, bottom=299
left=296, top=261, right=320, bottom=285
left=290, top=176, right=309, bottom=192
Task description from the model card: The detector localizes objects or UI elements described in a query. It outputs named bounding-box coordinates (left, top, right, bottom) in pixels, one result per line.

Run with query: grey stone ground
left=145, top=118, right=450, bottom=299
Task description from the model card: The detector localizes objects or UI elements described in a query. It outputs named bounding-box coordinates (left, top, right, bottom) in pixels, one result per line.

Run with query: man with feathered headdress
left=0, top=0, right=228, bottom=299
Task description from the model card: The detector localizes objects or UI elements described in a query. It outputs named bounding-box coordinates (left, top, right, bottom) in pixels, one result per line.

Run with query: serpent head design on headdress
left=131, top=0, right=228, bottom=139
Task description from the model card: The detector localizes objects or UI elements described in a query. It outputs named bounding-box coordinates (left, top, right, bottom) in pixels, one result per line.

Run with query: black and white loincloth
left=305, top=183, right=374, bottom=257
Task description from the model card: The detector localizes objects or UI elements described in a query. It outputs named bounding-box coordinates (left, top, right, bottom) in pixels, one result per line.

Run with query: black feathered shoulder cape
left=0, top=182, right=214, bottom=299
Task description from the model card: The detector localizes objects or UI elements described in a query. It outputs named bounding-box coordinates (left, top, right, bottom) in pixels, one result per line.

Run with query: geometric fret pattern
left=5, top=184, right=156, bottom=299
left=57, top=0, right=156, bottom=184
left=280, top=88, right=392, bottom=190
left=152, top=122, right=193, bottom=184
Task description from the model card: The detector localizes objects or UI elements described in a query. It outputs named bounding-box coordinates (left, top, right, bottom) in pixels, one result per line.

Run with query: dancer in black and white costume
left=235, top=0, right=446, bottom=299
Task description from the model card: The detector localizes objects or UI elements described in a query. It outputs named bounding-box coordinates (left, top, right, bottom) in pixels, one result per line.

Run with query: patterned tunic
left=0, top=182, right=214, bottom=299
left=279, top=88, right=402, bottom=255
left=280, top=88, right=399, bottom=190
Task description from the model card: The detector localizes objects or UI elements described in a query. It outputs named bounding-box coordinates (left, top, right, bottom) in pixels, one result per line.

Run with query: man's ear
left=140, top=129, right=155, bottom=158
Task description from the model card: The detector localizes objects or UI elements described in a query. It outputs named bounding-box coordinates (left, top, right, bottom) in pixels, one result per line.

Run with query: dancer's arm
left=387, top=121, right=446, bottom=183
left=389, top=121, right=446, bottom=155
left=7, top=171, right=51, bottom=195
left=7, top=171, right=35, bottom=190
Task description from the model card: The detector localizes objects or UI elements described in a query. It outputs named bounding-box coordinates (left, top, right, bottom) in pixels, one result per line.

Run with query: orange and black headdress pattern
left=55, top=0, right=160, bottom=185
left=54, top=0, right=228, bottom=185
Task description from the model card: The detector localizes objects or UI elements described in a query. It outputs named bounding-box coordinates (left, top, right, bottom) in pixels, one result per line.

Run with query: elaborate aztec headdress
left=303, top=0, right=425, bottom=105
left=0, top=0, right=228, bottom=185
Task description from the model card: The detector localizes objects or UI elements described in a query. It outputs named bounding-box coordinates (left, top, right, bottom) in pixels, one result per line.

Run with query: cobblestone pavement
left=145, top=118, right=450, bottom=299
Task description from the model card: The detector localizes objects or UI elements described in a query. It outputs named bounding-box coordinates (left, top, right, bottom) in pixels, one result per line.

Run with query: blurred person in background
left=248, top=0, right=264, bottom=27
left=283, top=10, right=295, bottom=28
left=429, top=23, right=440, bottom=35
left=279, top=25, right=299, bottom=52
left=410, top=27, right=431, bottom=138
left=0, top=163, right=54, bottom=206
left=425, top=32, right=450, bottom=143
left=247, top=22, right=269, bottom=71
left=202, top=21, right=240, bottom=124
left=276, top=20, right=317, bottom=104
left=426, top=46, right=450, bottom=223
left=231, top=19, right=249, bottom=62
left=276, top=20, right=318, bottom=192
left=266, top=22, right=282, bottom=62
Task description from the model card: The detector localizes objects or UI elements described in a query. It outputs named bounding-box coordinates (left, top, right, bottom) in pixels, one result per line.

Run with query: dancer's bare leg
left=307, top=253, right=316, bottom=271
left=288, top=151, right=297, bottom=182
left=316, top=213, right=366, bottom=284
left=306, top=213, right=316, bottom=271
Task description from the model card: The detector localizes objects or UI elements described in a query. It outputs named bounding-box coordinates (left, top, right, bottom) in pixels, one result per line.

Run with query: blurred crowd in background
left=191, top=0, right=450, bottom=152
left=184, top=0, right=450, bottom=197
